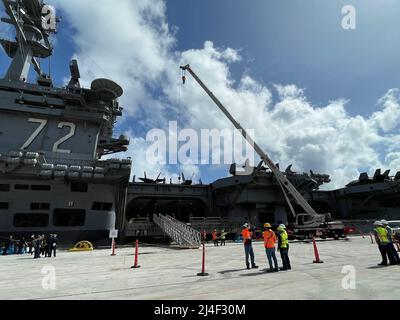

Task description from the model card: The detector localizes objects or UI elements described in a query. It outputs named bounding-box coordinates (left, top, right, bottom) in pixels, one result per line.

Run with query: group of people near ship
left=208, top=229, right=227, bottom=246
left=373, top=220, right=400, bottom=266
left=241, top=223, right=291, bottom=272
left=204, top=223, right=291, bottom=271
left=1, top=234, right=58, bottom=259
left=242, top=220, right=400, bottom=271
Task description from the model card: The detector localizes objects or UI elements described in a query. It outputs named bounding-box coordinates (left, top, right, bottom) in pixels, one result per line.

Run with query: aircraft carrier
left=0, top=0, right=131, bottom=243
left=1, top=0, right=399, bottom=244
left=124, top=164, right=400, bottom=240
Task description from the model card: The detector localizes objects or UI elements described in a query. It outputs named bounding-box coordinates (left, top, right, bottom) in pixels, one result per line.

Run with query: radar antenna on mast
left=0, top=0, right=59, bottom=82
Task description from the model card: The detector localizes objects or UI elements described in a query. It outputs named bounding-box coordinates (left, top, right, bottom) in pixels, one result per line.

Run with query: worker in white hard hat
left=277, top=224, right=291, bottom=271
left=373, top=221, right=396, bottom=266
left=220, top=229, right=227, bottom=246
left=381, top=220, right=400, bottom=264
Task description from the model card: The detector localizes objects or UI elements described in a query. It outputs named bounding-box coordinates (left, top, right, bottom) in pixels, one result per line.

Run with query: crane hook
left=181, top=68, right=187, bottom=85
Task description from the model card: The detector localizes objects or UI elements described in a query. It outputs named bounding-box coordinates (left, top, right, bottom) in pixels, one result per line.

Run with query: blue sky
left=1, top=0, right=400, bottom=187
left=166, top=0, right=400, bottom=116
left=2, top=0, right=400, bottom=115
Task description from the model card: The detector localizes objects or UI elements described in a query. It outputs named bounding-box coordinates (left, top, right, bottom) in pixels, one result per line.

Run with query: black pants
left=378, top=244, right=397, bottom=265
left=220, top=240, right=226, bottom=246
left=34, top=246, right=41, bottom=259
left=244, top=244, right=256, bottom=268
left=213, top=240, right=219, bottom=246
left=2, top=246, right=9, bottom=256
left=46, top=246, right=52, bottom=257
left=280, top=248, right=291, bottom=270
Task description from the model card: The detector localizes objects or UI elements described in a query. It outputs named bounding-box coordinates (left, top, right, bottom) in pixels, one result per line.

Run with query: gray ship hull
left=0, top=177, right=119, bottom=244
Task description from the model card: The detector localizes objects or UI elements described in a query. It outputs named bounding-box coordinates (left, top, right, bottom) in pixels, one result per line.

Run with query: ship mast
left=0, top=0, right=58, bottom=82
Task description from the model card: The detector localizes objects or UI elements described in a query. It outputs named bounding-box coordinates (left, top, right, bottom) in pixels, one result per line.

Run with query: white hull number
left=21, top=118, right=76, bottom=154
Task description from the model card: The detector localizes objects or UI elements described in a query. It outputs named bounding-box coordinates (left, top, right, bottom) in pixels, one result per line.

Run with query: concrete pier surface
left=0, top=236, right=399, bottom=300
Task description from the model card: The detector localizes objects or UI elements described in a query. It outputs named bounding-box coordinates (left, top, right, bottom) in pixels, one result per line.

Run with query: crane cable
left=174, top=68, right=187, bottom=185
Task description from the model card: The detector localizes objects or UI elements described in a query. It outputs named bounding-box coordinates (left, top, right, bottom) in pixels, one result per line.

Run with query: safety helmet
left=243, top=223, right=249, bottom=228
left=380, top=219, right=388, bottom=225
left=374, top=221, right=382, bottom=226
left=264, top=223, right=272, bottom=228
left=277, top=224, right=286, bottom=231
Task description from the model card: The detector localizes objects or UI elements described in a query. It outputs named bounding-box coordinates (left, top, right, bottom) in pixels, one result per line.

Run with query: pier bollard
left=111, top=238, right=116, bottom=256
left=312, top=238, right=324, bottom=264
left=197, top=243, right=209, bottom=276
left=131, top=239, right=141, bottom=269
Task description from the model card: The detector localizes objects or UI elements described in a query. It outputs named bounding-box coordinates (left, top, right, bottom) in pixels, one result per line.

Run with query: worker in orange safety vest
left=242, top=223, right=258, bottom=270
left=212, top=229, right=219, bottom=247
left=263, top=223, right=279, bottom=273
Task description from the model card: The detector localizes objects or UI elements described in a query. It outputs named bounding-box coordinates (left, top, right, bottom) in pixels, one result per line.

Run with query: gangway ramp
left=152, top=214, right=201, bottom=249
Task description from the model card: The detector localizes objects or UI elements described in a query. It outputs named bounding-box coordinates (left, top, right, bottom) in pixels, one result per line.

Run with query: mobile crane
left=180, top=64, right=346, bottom=240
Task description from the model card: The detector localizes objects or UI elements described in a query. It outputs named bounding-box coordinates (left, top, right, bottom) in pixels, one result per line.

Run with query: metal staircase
left=153, top=214, right=201, bottom=249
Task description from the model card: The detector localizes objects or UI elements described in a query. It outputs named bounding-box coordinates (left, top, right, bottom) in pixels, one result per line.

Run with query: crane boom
left=180, top=64, right=320, bottom=219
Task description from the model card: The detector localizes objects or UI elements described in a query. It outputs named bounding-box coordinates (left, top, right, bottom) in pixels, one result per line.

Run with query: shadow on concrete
left=126, top=251, right=161, bottom=256
left=258, top=268, right=277, bottom=273
left=239, top=272, right=268, bottom=277
left=219, top=269, right=247, bottom=274
left=366, top=265, right=391, bottom=269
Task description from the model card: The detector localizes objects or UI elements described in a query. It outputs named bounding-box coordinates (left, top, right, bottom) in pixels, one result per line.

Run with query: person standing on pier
left=263, top=223, right=279, bottom=272
left=277, top=224, right=291, bottom=271
left=212, top=230, right=219, bottom=246
left=2, top=236, right=13, bottom=255
left=220, top=229, right=227, bottom=246
left=242, top=224, right=258, bottom=270
left=381, top=220, right=400, bottom=264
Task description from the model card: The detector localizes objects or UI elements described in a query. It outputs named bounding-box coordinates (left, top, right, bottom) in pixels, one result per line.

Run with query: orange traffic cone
left=111, top=238, right=116, bottom=256
left=131, top=239, right=141, bottom=269
left=312, top=238, right=324, bottom=263
left=197, top=243, right=209, bottom=276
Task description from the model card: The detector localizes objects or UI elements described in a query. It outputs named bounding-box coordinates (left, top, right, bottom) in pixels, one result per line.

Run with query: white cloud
left=370, top=89, right=400, bottom=133
left=50, top=0, right=400, bottom=189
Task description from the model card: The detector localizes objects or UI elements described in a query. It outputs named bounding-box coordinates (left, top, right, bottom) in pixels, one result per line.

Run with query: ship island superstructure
left=0, top=0, right=131, bottom=243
